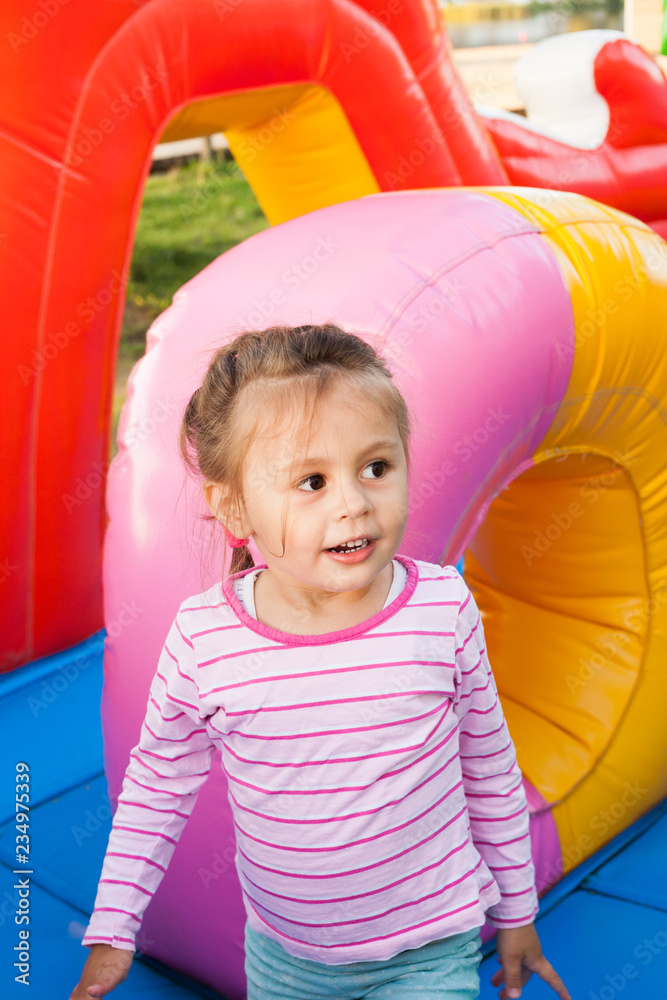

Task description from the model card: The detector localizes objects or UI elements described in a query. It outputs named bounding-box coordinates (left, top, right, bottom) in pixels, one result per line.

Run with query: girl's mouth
left=326, top=538, right=376, bottom=562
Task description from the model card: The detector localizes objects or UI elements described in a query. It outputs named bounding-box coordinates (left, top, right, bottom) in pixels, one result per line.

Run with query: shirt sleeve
left=452, top=574, right=539, bottom=929
left=81, top=612, right=216, bottom=952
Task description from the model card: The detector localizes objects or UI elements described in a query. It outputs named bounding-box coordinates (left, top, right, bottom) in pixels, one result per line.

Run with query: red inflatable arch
left=3, top=0, right=667, bottom=671
left=2, top=0, right=464, bottom=670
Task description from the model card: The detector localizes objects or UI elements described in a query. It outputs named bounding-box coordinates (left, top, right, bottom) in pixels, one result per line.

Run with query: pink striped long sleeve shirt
left=82, top=554, right=539, bottom=964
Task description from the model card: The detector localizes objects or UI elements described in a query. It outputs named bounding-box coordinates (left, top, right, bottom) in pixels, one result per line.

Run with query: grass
left=112, top=156, right=269, bottom=454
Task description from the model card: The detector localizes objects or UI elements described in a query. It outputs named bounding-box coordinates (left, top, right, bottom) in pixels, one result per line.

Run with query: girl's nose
left=334, top=477, right=371, bottom=519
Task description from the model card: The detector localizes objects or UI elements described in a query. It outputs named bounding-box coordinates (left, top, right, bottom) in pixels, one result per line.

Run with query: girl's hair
left=180, top=323, right=412, bottom=577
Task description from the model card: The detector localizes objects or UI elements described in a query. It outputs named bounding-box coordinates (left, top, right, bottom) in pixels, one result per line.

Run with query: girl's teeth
left=331, top=538, right=370, bottom=552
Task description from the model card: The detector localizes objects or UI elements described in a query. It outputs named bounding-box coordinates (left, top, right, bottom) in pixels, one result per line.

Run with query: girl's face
left=214, top=380, right=409, bottom=602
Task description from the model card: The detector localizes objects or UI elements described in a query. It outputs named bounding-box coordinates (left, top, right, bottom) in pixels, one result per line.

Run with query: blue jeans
left=244, top=921, right=483, bottom=999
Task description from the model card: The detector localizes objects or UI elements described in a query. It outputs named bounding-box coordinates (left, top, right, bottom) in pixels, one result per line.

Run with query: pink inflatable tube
left=103, top=189, right=572, bottom=995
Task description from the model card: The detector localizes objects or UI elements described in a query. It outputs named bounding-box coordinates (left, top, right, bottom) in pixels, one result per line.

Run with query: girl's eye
left=297, top=461, right=391, bottom=492
left=362, top=460, right=391, bottom=479
left=297, top=474, right=326, bottom=493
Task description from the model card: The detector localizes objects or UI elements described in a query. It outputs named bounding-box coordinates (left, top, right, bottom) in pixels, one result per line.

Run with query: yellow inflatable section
left=161, top=84, right=381, bottom=224
left=467, top=189, right=667, bottom=874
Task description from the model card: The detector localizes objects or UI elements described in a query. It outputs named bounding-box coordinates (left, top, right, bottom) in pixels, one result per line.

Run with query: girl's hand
left=69, top=943, right=134, bottom=998
left=491, top=923, right=572, bottom=1000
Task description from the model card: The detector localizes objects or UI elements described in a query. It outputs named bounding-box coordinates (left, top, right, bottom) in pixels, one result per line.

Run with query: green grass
left=112, top=157, right=269, bottom=452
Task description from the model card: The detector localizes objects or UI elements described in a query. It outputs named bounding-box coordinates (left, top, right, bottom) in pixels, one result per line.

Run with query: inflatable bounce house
left=3, top=0, right=667, bottom=996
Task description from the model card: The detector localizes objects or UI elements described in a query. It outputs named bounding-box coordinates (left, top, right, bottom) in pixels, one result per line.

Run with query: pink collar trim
left=222, top=554, right=418, bottom=646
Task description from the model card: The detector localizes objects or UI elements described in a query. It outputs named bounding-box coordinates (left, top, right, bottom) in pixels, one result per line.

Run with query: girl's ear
left=203, top=481, right=248, bottom=538
left=203, top=481, right=228, bottom=521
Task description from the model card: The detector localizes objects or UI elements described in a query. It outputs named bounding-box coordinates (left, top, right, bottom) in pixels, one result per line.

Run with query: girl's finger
left=535, top=957, right=572, bottom=1000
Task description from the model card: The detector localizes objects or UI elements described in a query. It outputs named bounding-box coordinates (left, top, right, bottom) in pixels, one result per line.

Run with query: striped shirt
left=82, top=554, right=539, bottom=964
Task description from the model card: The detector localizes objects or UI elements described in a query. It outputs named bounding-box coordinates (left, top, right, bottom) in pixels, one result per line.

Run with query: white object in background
left=475, top=104, right=600, bottom=149
left=513, top=30, right=627, bottom=149
left=153, top=132, right=229, bottom=162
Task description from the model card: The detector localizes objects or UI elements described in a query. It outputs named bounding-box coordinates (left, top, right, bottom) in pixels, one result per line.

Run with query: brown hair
left=180, top=323, right=412, bottom=578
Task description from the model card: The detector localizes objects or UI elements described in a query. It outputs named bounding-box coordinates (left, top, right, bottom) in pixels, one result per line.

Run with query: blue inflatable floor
left=2, top=636, right=667, bottom=999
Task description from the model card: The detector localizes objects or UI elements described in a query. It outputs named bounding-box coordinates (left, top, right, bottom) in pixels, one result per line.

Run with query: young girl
left=72, top=324, right=572, bottom=1000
